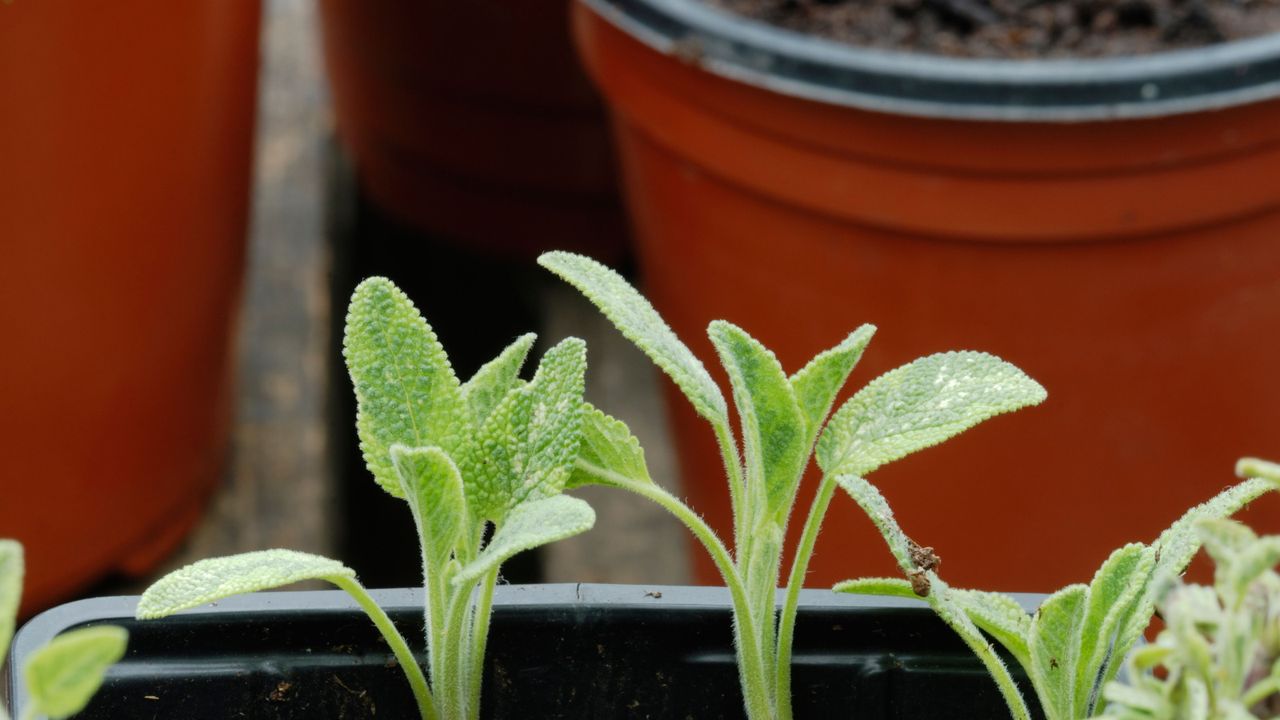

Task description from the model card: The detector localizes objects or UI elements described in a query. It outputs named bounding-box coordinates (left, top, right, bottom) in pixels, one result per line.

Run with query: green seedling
left=1096, top=498, right=1280, bottom=718
left=1095, top=460, right=1280, bottom=720
left=137, top=278, right=596, bottom=720
left=0, top=541, right=128, bottom=720
left=839, top=458, right=1280, bottom=720
left=540, top=251, right=1046, bottom=720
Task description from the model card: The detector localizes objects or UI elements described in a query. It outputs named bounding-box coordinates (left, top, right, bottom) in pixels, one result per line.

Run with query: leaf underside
left=453, top=495, right=596, bottom=586
left=391, top=444, right=467, bottom=565
left=568, top=403, right=653, bottom=489
left=135, top=550, right=356, bottom=619
left=538, top=251, right=728, bottom=427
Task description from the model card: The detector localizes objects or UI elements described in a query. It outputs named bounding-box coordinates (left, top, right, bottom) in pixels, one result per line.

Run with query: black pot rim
left=582, top=0, right=1280, bottom=121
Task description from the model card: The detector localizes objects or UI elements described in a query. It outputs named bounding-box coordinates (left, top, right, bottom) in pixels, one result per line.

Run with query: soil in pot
left=707, top=0, right=1280, bottom=56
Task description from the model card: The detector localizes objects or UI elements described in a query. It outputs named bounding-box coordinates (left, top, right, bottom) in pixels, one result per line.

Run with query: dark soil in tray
left=707, top=0, right=1280, bottom=57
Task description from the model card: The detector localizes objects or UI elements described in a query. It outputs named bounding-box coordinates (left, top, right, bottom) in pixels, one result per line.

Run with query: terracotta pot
left=318, top=0, right=629, bottom=263
left=0, top=0, right=259, bottom=613
left=573, top=0, right=1280, bottom=592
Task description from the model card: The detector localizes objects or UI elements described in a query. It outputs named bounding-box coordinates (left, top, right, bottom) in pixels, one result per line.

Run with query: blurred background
left=3, top=0, right=1279, bottom=621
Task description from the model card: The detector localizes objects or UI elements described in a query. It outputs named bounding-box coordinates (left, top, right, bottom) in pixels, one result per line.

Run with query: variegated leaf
left=816, top=351, right=1045, bottom=476
left=462, top=333, right=536, bottom=427
left=465, top=338, right=586, bottom=522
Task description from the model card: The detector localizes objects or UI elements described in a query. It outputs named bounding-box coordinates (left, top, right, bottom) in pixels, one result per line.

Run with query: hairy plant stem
left=774, top=474, right=839, bottom=720
left=441, top=581, right=476, bottom=719
left=467, top=568, right=499, bottom=717
left=714, top=422, right=746, bottom=560
left=577, top=461, right=774, bottom=719
left=331, top=575, right=436, bottom=720
left=939, top=603, right=1033, bottom=720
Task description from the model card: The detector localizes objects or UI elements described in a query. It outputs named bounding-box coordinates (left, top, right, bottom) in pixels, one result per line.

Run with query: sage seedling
left=839, top=458, right=1280, bottom=720
left=1090, top=456, right=1280, bottom=712
left=540, top=251, right=1046, bottom=720
left=137, top=278, right=596, bottom=720
left=1095, top=468, right=1280, bottom=719
left=0, top=540, right=128, bottom=720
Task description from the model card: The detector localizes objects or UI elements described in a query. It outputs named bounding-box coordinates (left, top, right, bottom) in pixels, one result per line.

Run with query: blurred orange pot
left=318, top=0, right=628, bottom=263
left=574, top=0, right=1280, bottom=592
left=0, top=0, right=259, bottom=613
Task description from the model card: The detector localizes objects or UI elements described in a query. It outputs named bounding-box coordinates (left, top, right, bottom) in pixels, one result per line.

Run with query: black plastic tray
left=7, top=584, right=1044, bottom=719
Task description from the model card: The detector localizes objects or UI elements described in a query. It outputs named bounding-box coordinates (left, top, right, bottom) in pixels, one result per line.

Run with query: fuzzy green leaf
left=453, top=495, right=595, bottom=586
left=709, top=320, right=808, bottom=522
left=136, top=550, right=356, bottom=619
left=930, top=575, right=1034, bottom=720
left=465, top=338, right=587, bottom=522
left=538, top=251, right=727, bottom=427
left=390, top=445, right=467, bottom=566
left=0, top=540, right=23, bottom=667
left=816, top=351, right=1046, bottom=476
left=344, top=277, right=465, bottom=498
left=835, top=477, right=1032, bottom=719
left=1151, top=478, right=1273, bottom=588
left=1224, top=535, right=1280, bottom=603
left=568, top=403, right=652, bottom=489
left=1195, top=517, right=1258, bottom=566
left=833, top=577, right=918, bottom=599
left=950, top=589, right=1034, bottom=670
left=462, top=333, right=536, bottom=427
left=1030, top=584, right=1089, bottom=720
left=1112, top=478, right=1275, bottom=666
left=23, top=625, right=127, bottom=719
left=789, top=325, right=876, bottom=447
left=1237, top=457, right=1280, bottom=485
left=1075, top=544, right=1156, bottom=714
left=834, top=474, right=912, bottom=569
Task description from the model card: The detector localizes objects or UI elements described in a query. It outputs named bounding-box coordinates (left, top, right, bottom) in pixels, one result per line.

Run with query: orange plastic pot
left=318, top=0, right=628, bottom=263
left=0, top=0, right=260, bottom=613
left=574, top=0, right=1280, bottom=592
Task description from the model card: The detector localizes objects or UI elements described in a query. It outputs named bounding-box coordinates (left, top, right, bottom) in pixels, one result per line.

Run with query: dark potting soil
left=706, top=0, right=1280, bottom=57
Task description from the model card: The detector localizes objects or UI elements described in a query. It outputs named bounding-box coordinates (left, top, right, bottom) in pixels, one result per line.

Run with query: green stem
left=940, top=610, right=1032, bottom=720
left=774, top=474, right=838, bottom=720
left=578, top=462, right=772, bottom=719
left=426, top=564, right=450, bottom=717
left=714, top=422, right=746, bottom=560
left=467, top=567, right=500, bottom=719
left=441, top=580, right=475, bottom=718
left=331, top=575, right=435, bottom=720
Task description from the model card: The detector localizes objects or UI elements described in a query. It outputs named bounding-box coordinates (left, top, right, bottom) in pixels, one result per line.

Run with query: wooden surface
left=155, top=0, right=691, bottom=588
